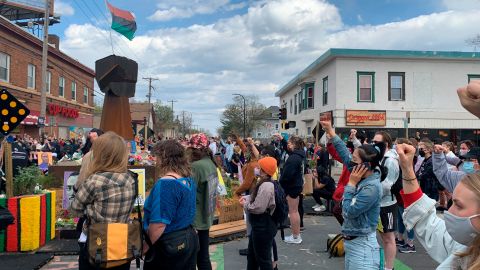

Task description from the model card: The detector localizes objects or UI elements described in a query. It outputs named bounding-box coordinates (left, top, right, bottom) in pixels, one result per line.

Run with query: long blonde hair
left=87, top=131, right=128, bottom=176
left=458, top=173, right=480, bottom=270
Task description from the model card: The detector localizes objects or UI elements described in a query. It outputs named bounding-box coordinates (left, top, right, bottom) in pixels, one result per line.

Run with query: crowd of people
left=63, top=80, right=480, bottom=270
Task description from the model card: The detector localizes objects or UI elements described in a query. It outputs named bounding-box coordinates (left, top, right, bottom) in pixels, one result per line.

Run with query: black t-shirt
left=318, top=175, right=336, bottom=192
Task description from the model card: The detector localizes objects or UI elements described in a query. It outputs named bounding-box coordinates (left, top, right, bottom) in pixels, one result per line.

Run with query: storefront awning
left=20, top=111, right=50, bottom=126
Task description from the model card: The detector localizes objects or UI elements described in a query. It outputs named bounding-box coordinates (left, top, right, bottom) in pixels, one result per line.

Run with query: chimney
left=48, top=34, right=60, bottom=49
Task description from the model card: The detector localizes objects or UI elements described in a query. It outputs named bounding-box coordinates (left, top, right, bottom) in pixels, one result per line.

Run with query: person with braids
left=397, top=143, right=480, bottom=270
left=187, top=133, right=219, bottom=270
left=279, top=135, right=306, bottom=244
left=143, top=140, right=199, bottom=270
left=239, top=157, right=278, bottom=270
left=320, top=121, right=384, bottom=270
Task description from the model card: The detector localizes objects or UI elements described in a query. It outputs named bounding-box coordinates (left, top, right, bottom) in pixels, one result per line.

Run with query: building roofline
left=275, top=48, right=480, bottom=97
left=0, top=15, right=95, bottom=77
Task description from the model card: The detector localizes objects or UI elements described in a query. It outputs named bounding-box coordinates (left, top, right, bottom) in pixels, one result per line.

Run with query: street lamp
left=232, top=94, right=246, bottom=138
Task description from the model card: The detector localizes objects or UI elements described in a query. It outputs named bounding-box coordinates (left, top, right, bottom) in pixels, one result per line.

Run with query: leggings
left=299, top=194, right=304, bottom=228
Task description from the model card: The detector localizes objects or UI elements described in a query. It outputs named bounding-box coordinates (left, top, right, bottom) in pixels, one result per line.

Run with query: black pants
left=197, top=229, right=212, bottom=270
left=78, top=242, right=130, bottom=270
left=312, top=188, right=333, bottom=205
left=272, top=239, right=278, bottom=262
left=299, top=194, right=304, bottom=228
left=144, top=226, right=199, bottom=270
left=247, top=213, right=277, bottom=270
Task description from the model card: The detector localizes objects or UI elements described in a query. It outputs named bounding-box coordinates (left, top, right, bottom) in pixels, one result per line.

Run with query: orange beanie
left=258, top=157, right=277, bottom=176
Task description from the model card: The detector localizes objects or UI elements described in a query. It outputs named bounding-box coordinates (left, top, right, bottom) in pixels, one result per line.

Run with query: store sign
left=320, top=111, right=334, bottom=126
left=346, top=110, right=386, bottom=126
left=48, top=104, right=79, bottom=119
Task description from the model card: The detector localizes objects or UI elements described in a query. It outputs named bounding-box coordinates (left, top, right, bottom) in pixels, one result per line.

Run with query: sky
left=49, top=0, right=480, bottom=135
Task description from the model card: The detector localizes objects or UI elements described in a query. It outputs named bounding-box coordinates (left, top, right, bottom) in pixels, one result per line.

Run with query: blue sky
left=50, top=0, right=480, bottom=135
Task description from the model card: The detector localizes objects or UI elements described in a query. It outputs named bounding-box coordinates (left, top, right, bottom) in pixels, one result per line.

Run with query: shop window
left=307, top=127, right=311, bottom=135
left=322, top=76, right=328, bottom=105
left=27, top=64, right=36, bottom=89
left=468, top=74, right=480, bottom=83
left=59, top=77, right=65, bottom=97
left=389, top=72, right=405, bottom=101
left=46, top=71, right=51, bottom=94
left=0, top=52, right=10, bottom=82
left=290, top=99, right=293, bottom=114
left=275, top=123, right=279, bottom=130
left=357, top=71, right=375, bottom=102
left=71, top=82, right=76, bottom=101
left=84, top=87, right=88, bottom=104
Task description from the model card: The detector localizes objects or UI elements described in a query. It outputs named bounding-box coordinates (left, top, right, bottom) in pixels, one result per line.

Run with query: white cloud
left=59, top=0, right=480, bottom=134
left=148, top=0, right=231, bottom=21
left=442, top=0, right=480, bottom=11
left=55, top=0, right=75, bottom=16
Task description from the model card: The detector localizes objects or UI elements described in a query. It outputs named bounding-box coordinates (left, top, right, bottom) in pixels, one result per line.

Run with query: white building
left=252, top=106, right=280, bottom=139
left=275, top=48, right=480, bottom=144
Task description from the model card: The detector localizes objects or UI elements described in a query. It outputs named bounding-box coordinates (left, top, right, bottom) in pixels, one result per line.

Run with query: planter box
left=218, top=199, right=244, bottom=224
left=0, top=190, right=56, bottom=252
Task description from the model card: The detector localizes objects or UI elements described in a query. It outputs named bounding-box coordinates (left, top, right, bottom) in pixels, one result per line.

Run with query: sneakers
left=398, top=244, right=416, bottom=253
left=314, top=205, right=326, bottom=212
left=284, top=235, right=302, bottom=244
left=312, top=203, right=322, bottom=209
left=395, top=238, right=405, bottom=247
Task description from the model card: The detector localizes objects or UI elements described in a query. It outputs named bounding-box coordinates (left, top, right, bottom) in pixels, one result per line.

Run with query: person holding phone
left=320, top=121, right=385, bottom=270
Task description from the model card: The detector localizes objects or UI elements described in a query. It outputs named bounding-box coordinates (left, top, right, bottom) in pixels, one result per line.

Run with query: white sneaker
left=284, top=235, right=302, bottom=244
left=314, top=205, right=326, bottom=212
left=312, top=203, right=321, bottom=209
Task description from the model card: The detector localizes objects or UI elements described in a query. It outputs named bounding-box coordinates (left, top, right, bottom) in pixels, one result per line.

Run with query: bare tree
left=466, top=34, right=480, bottom=51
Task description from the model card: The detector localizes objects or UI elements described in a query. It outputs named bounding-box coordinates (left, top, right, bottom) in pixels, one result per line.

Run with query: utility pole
left=142, top=77, right=158, bottom=141
left=39, top=0, right=50, bottom=137
left=182, top=111, right=185, bottom=138
left=168, top=100, right=177, bottom=138
left=142, top=77, right=159, bottom=105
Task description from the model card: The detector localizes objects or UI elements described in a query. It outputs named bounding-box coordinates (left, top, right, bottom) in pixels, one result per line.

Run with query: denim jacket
left=332, top=135, right=383, bottom=236
left=404, top=194, right=469, bottom=269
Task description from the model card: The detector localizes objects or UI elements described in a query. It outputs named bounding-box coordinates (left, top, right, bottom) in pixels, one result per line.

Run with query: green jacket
left=192, top=157, right=218, bottom=230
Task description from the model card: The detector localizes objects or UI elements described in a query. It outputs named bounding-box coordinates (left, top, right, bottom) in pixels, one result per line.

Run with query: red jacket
left=327, top=143, right=351, bottom=202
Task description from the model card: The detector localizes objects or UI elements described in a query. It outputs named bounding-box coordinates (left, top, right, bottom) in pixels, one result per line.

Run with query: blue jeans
left=344, top=232, right=380, bottom=270
left=397, top=206, right=415, bottom=241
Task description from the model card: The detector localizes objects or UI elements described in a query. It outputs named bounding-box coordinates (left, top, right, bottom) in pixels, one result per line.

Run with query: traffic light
left=0, top=89, right=30, bottom=135
left=278, top=108, right=287, bottom=120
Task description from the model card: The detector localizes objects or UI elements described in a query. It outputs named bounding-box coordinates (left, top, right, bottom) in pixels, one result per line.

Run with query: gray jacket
left=432, top=152, right=466, bottom=193
left=404, top=194, right=469, bottom=269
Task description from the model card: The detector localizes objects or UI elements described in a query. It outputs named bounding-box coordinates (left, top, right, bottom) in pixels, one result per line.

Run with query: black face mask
left=419, top=149, right=426, bottom=157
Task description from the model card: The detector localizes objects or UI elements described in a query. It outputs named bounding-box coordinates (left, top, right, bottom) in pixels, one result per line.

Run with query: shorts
left=380, top=204, right=398, bottom=233
left=286, top=187, right=303, bottom=199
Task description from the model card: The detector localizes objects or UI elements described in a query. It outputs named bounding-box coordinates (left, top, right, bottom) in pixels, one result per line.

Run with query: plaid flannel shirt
left=70, top=171, right=136, bottom=233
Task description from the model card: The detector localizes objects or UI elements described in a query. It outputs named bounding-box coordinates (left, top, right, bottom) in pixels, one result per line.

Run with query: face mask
left=460, top=149, right=469, bottom=156
left=392, top=144, right=397, bottom=150
left=254, top=167, right=261, bottom=177
left=444, top=211, right=480, bottom=246
left=419, top=149, right=426, bottom=157
left=462, top=161, right=475, bottom=174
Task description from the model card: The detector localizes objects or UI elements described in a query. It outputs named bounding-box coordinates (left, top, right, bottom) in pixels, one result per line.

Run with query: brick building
left=0, top=15, right=95, bottom=138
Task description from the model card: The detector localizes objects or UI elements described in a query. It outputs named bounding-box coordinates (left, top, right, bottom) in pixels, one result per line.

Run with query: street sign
left=0, top=88, right=30, bottom=135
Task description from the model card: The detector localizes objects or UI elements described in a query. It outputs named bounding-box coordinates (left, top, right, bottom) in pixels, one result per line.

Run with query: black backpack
left=270, top=181, right=289, bottom=225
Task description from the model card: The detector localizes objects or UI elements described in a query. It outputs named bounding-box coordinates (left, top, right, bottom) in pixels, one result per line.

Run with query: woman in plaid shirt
left=70, top=132, right=137, bottom=270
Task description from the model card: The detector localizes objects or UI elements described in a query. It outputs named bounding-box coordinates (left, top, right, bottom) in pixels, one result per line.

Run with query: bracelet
left=402, top=177, right=417, bottom=181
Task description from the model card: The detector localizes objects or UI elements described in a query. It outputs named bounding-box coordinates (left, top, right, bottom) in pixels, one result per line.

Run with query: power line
left=143, top=77, right=159, bottom=104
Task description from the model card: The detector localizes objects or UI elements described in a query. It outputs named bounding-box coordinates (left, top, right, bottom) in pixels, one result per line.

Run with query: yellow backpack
left=327, top=234, right=345, bottom=257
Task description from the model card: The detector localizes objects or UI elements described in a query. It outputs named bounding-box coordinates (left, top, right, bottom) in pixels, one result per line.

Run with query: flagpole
left=104, top=0, right=115, bottom=55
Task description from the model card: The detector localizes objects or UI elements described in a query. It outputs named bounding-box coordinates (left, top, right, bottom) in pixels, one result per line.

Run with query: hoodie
left=279, top=149, right=306, bottom=197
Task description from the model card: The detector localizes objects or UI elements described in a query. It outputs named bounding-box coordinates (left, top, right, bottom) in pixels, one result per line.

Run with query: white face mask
left=444, top=211, right=480, bottom=246
left=460, top=149, right=469, bottom=156
left=254, top=167, right=261, bottom=177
